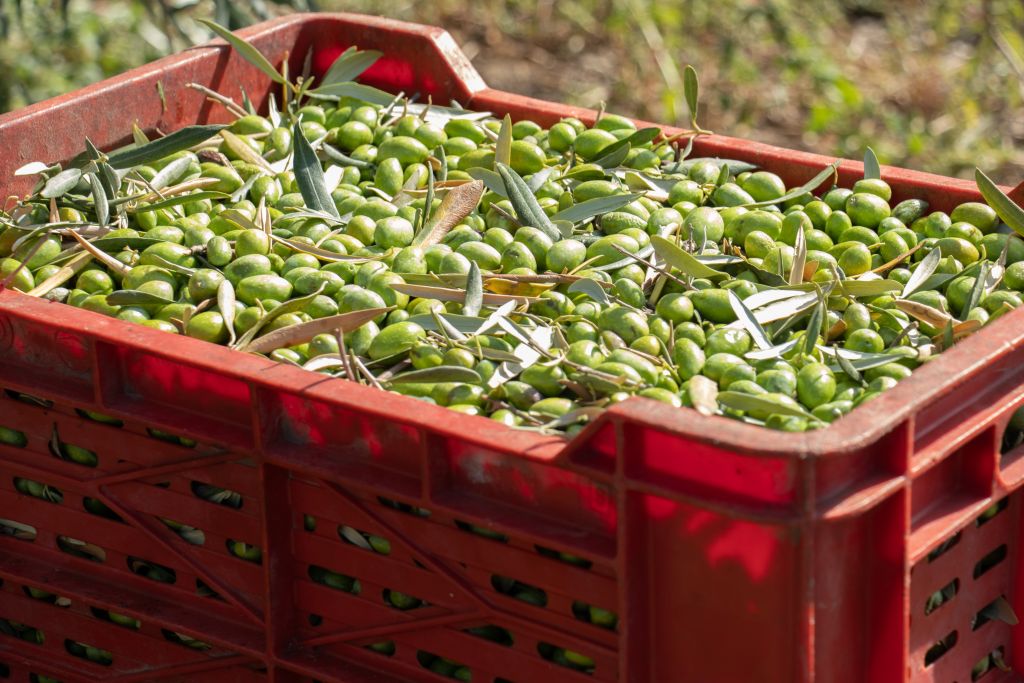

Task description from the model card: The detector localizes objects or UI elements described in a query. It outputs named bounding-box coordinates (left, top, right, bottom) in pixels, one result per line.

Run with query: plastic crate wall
left=1, top=13, right=1024, bottom=683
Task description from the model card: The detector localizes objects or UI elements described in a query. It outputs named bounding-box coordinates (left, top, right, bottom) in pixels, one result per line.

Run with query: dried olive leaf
left=245, top=308, right=391, bottom=354
left=67, top=231, right=131, bottom=276
left=894, top=299, right=954, bottom=328
left=976, top=168, right=1024, bottom=238
left=26, top=251, right=93, bottom=297
left=467, top=167, right=507, bottom=198
left=789, top=226, right=806, bottom=285
left=411, top=179, right=484, bottom=248
left=198, top=19, right=285, bottom=84
left=232, top=285, right=327, bottom=349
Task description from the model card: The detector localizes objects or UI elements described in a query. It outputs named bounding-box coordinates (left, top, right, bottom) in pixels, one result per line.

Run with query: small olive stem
left=186, top=83, right=248, bottom=118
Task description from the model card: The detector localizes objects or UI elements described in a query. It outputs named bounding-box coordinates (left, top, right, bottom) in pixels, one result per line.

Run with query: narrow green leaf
left=593, top=142, right=632, bottom=169
left=106, top=125, right=226, bottom=169
left=836, top=351, right=863, bottom=383
left=87, top=173, right=108, bottom=228
left=467, top=167, right=508, bottom=198
left=976, top=168, right=1024, bottom=237
left=550, top=193, right=642, bottom=224
left=664, top=157, right=758, bottom=175
left=320, top=48, right=382, bottom=86
left=41, top=168, right=83, bottom=198
left=740, top=161, right=840, bottom=209
left=650, top=235, right=727, bottom=279
left=232, top=285, right=327, bottom=350
left=308, top=81, right=395, bottom=106
left=292, top=122, right=340, bottom=219
left=464, top=261, right=483, bottom=317
left=789, top=226, right=806, bottom=285
left=567, top=278, right=610, bottom=305
left=715, top=162, right=731, bottom=187
left=901, top=247, right=941, bottom=298
left=388, top=365, right=482, bottom=384
left=495, top=114, right=512, bottom=170
left=717, top=391, right=814, bottom=420
left=839, top=279, right=903, bottom=297
left=804, top=299, right=824, bottom=355
left=864, top=147, right=880, bottom=180
left=496, top=163, right=560, bottom=242
left=132, top=191, right=230, bottom=214
left=198, top=19, right=285, bottom=84
left=149, top=155, right=193, bottom=191
left=106, top=290, right=173, bottom=306
left=727, top=291, right=772, bottom=350
left=218, top=280, right=237, bottom=345
left=684, top=65, right=700, bottom=128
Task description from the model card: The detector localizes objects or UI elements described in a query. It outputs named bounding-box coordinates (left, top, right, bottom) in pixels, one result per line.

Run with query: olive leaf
left=106, top=125, right=226, bottom=169
left=744, top=338, right=800, bottom=361
left=789, top=226, right=806, bottom=285
left=650, top=235, right=727, bottom=279
left=900, top=247, right=941, bottom=298
left=804, top=298, right=824, bottom=355
left=106, top=290, right=174, bottom=306
left=894, top=299, right=955, bottom=328
left=567, top=277, right=610, bottom=305
left=835, top=351, right=863, bottom=383
left=67, top=231, right=131, bottom=276
left=26, top=251, right=93, bottom=297
left=198, top=19, right=285, bottom=84
left=717, top=391, right=815, bottom=420
left=244, top=308, right=392, bottom=354
left=41, top=168, right=83, bottom=199
left=863, top=147, right=881, bottom=180
left=593, top=142, right=632, bottom=169
left=495, top=163, right=560, bottom=241
left=550, top=193, right=642, bottom=224
left=292, top=121, right=340, bottom=219
left=467, top=168, right=507, bottom=197
left=14, top=161, right=51, bottom=176
left=87, top=173, right=109, bottom=228
left=727, top=290, right=772, bottom=350
left=391, top=282, right=537, bottom=306
left=689, top=375, right=718, bottom=416
left=464, top=261, right=483, bottom=317
left=218, top=280, right=237, bottom=345
left=232, top=285, right=327, bottom=349
left=149, top=155, right=193, bottom=191
left=411, top=179, right=485, bottom=248
left=839, top=279, right=902, bottom=297
left=495, top=114, right=512, bottom=170
left=320, top=47, right=382, bottom=86
left=739, top=161, right=840, bottom=209
left=976, top=168, right=1024, bottom=238
left=408, top=312, right=486, bottom=334
left=308, top=82, right=395, bottom=106
left=388, top=366, right=482, bottom=384
left=715, top=163, right=731, bottom=187
left=664, top=157, right=758, bottom=175
left=220, top=130, right=273, bottom=174
left=684, top=64, right=700, bottom=129
left=961, top=262, right=990, bottom=319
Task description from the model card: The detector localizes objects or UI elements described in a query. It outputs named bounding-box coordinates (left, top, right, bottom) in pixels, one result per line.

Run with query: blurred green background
left=1, top=0, right=1021, bottom=184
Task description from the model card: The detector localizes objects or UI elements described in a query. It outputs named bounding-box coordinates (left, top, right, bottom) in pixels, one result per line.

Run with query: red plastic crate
left=1, top=13, right=1024, bottom=683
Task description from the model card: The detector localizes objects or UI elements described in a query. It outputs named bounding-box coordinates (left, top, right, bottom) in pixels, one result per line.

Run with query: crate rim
left=0, top=11, right=1022, bottom=463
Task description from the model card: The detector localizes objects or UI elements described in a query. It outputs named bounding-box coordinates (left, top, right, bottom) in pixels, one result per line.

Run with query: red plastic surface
left=1, top=13, right=1023, bottom=683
